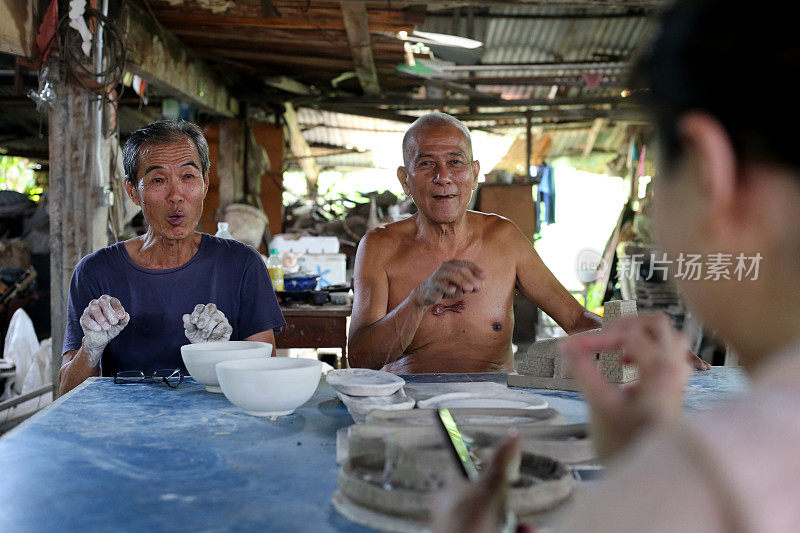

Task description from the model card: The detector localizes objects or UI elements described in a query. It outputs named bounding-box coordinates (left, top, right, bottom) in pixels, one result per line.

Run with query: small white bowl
left=215, top=358, right=322, bottom=417
left=181, top=341, right=271, bottom=393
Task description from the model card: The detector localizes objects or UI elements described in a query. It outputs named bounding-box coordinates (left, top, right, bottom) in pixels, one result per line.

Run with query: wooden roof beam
left=120, top=3, right=238, bottom=117
left=294, top=95, right=626, bottom=108
left=340, top=2, right=381, bottom=96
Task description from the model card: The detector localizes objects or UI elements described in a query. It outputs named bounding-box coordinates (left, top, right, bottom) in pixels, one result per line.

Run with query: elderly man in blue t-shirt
left=58, top=120, right=285, bottom=394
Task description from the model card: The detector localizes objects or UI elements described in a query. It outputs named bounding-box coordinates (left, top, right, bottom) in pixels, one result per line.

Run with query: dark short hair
left=123, top=120, right=210, bottom=186
left=631, top=0, right=799, bottom=173
left=402, top=112, right=473, bottom=167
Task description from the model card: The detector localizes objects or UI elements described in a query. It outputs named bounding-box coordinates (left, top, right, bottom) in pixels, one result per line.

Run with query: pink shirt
left=560, top=341, right=800, bottom=532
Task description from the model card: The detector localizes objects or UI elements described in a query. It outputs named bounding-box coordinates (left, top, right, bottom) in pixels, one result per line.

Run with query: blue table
left=0, top=368, right=748, bottom=532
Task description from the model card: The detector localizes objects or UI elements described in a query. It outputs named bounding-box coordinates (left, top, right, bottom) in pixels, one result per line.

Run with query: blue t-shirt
left=63, top=234, right=285, bottom=376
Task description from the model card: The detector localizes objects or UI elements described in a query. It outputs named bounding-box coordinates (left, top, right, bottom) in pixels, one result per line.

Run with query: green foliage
left=585, top=282, right=606, bottom=312
left=0, top=155, right=45, bottom=201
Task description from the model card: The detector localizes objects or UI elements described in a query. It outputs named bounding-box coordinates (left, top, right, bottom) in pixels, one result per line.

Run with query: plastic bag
left=3, top=308, right=41, bottom=397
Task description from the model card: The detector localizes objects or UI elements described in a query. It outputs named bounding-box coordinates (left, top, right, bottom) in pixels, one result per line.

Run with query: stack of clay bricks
left=518, top=299, right=639, bottom=383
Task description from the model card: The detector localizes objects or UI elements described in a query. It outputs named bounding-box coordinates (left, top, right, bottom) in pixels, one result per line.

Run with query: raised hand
left=183, top=303, right=232, bottom=343
left=412, top=260, right=485, bottom=307
left=559, top=313, right=691, bottom=459
left=80, top=295, right=130, bottom=367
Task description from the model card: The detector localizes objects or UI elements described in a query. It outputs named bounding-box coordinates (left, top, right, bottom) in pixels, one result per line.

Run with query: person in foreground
left=59, top=120, right=285, bottom=395
left=435, top=1, right=800, bottom=531
left=348, top=112, right=603, bottom=374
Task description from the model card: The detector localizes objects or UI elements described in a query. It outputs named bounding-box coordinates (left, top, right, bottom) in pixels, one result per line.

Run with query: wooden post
left=583, top=118, right=607, bottom=157
left=284, top=103, right=319, bottom=198
left=48, top=81, right=110, bottom=390
left=217, top=118, right=245, bottom=216
left=525, top=110, right=532, bottom=179
left=253, top=122, right=285, bottom=239
left=340, top=2, right=381, bottom=96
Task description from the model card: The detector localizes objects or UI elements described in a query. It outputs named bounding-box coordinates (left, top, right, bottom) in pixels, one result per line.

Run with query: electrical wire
left=59, top=7, right=127, bottom=105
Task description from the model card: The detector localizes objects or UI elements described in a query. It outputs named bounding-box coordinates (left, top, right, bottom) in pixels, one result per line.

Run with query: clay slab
left=337, top=389, right=416, bottom=423
left=365, top=407, right=563, bottom=427
left=326, top=368, right=405, bottom=397
left=416, top=392, right=547, bottom=410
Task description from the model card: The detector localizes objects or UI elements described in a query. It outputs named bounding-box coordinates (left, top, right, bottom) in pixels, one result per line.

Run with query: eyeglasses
left=114, top=368, right=184, bottom=388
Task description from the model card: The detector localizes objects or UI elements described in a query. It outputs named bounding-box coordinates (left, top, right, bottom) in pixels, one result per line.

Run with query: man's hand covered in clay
left=80, top=295, right=129, bottom=367
left=411, top=260, right=485, bottom=307
left=183, top=303, right=232, bottom=343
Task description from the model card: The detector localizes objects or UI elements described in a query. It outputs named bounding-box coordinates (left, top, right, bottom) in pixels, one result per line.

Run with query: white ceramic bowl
left=180, top=341, right=271, bottom=393
left=215, top=358, right=322, bottom=417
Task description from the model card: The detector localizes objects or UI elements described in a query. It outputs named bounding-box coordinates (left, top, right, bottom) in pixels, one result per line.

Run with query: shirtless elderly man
left=348, top=113, right=601, bottom=373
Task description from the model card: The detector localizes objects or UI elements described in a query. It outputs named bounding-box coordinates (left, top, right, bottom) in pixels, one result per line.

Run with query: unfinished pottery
left=365, top=407, right=563, bottom=427
left=416, top=392, right=547, bottom=410
left=338, top=447, right=573, bottom=522
left=326, top=368, right=405, bottom=397
left=337, top=389, right=416, bottom=423
left=337, top=422, right=595, bottom=466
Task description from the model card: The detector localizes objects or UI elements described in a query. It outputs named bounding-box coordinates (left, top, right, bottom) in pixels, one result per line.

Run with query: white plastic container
left=215, top=222, right=234, bottom=240
left=300, top=253, right=347, bottom=289
left=269, top=235, right=339, bottom=255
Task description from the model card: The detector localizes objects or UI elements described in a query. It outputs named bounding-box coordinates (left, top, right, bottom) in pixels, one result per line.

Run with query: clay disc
left=326, top=369, right=405, bottom=397
left=416, top=392, right=548, bottom=410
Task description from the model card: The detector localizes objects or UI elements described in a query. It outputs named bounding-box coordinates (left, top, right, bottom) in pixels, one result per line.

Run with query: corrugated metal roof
left=284, top=6, right=656, bottom=167
left=295, top=108, right=408, bottom=169
left=418, top=6, right=656, bottom=101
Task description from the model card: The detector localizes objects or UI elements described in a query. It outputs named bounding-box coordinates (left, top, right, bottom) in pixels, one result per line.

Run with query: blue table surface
left=0, top=368, right=748, bottom=532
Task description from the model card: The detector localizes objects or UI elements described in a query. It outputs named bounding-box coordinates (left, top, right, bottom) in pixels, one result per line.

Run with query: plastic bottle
left=266, top=248, right=284, bottom=291
left=215, top=222, right=234, bottom=239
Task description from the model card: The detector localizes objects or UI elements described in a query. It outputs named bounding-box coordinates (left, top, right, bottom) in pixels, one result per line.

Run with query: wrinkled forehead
left=138, top=136, right=200, bottom=171
left=407, top=123, right=472, bottom=160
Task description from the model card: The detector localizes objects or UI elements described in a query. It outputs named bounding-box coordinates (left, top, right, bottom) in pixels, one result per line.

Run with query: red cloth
left=36, top=0, right=59, bottom=62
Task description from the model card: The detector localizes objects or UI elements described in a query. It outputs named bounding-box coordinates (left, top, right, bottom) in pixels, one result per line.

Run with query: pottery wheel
left=326, top=369, right=405, bottom=397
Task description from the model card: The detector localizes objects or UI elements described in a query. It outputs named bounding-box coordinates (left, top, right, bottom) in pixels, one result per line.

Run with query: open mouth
left=167, top=211, right=186, bottom=225
left=433, top=194, right=458, bottom=200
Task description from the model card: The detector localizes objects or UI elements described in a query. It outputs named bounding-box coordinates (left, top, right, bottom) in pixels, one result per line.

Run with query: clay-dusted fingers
left=190, top=304, right=205, bottom=325
left=109, top=297, right=127, bottom=321
left=443, top=269, right=481, bottom=294
left=79, top=311, right=103, bottom=332
left=448, top=259, right=485, bottom=279
left=182, top=313, right=198, bottom=333
left=201, top=314, right=223, bottom=340
left=98, top=295, right=119, bottom=326
left=88, top=300, right=110, bottom=330
left=196, top=303, right=218, bottom=329
left=209, top=321, right=232, bottom=341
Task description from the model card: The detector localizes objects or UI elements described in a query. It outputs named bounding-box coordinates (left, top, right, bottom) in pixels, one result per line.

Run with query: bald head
left=402, top=113, right=473, bottom=167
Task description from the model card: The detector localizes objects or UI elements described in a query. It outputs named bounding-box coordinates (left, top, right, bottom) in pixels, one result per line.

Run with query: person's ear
left=125, top=179, right=141, bottom=207
left=471, top=160, right=481, bottom=190
left=202, top=174, right=209, bottom=198
left=677, top=112, right=738, bottom=240
left=397, top=166, right=411, bottom=195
